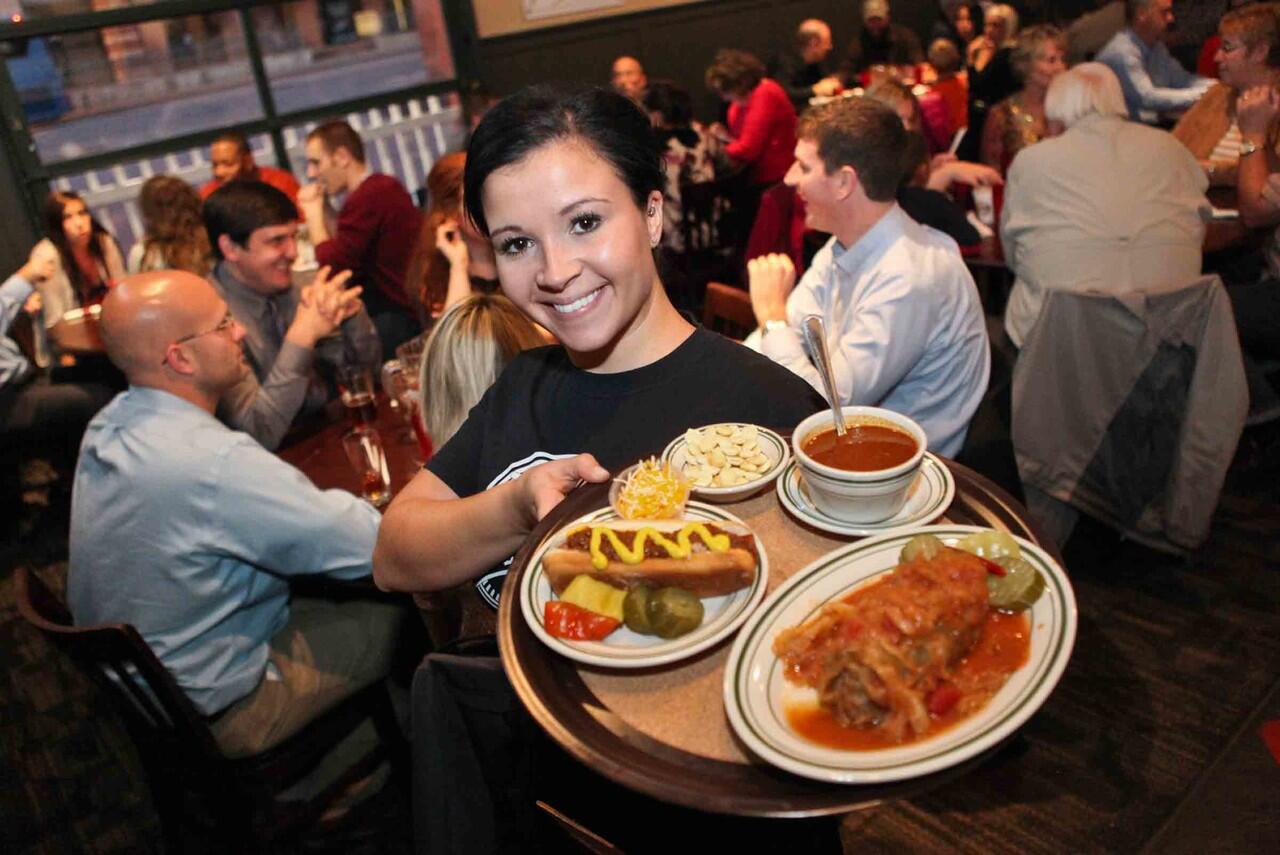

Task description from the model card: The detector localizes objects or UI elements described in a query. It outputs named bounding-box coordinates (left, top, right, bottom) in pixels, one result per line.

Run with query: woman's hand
left=928, top=160, right=1003, bottom=192
left=19, top=244, right=57, bottom=284
left=436, top=220, right=469, bottom=268
left=519, top=454, right=611, bottom=524
left=1237, top=85, right=1279, bottom=137
left=22, top=292, right=42, bottom=316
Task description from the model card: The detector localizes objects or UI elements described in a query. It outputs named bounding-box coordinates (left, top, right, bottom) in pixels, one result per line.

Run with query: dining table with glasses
left=276, top=393, right=422, bottom=497
left=496, top=453, right=1073, bottom=821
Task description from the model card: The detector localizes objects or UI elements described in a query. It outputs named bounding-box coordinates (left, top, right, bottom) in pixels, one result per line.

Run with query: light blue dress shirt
left=67, top=386, right=382, bottom=715
left=760, top=205, right=990, bottom=457
left=1, top=273, right=34, bottom=389
left=1096, top=28, right=1212, bottom=124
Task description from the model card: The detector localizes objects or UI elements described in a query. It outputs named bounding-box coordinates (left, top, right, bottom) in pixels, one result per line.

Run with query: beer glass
left=341, top=426, right=391, bottom=508
left=337, top=365, right=377, bottom=427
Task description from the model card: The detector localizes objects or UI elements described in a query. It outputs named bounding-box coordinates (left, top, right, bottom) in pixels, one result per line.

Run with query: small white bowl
left=607, top=460, right=691, bottom=520
left=791, top=407, right=927, bottom=524
left=662, top=424, right=789, bottom=504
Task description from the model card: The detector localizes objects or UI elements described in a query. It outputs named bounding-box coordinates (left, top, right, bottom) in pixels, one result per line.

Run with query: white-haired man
left=1096, top=0, right=1212, bottom=123
left=1000, top=62, right=1208, bottom=347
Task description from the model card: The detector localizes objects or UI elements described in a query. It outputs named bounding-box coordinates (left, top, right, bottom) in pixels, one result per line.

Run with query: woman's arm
left=436, top=221, right=473, bottom=312
left=1236, top=86, right=1280, bottom=229
left=724, top=86, right=786, bottom=165
left=373, top=454, right=610, bottom=593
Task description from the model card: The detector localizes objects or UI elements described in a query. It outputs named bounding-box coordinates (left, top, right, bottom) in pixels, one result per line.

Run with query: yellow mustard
left=587, top=523, right=732, bottom=570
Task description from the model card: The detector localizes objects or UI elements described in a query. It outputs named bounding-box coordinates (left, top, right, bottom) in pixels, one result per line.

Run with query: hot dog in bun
left=542, top=519, right=757, bottom=598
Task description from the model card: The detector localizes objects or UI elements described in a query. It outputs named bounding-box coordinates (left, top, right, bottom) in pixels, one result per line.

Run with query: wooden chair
left=701, top=281, right=756, bottom=341
left=13, top=567, right=406, bottom=854
left=677, top=177, right=740, bottom=291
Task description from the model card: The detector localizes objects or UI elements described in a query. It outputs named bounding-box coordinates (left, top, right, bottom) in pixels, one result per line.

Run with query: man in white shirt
left=1000, top=63, right=1207, bottom=348
left=748, top=97, right=989, bottom=457
left=1096, top=0, right=1212, bottom=123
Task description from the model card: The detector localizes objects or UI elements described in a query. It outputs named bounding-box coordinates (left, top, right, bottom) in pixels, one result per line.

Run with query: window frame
left=0, top=0, right=474, bottom=224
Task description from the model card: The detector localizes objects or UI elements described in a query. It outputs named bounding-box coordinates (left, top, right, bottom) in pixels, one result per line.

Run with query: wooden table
left=497, top=459, right=1062, bottom=818
left=49, top=307, right=105, bottom=355
left=277, top=397, right=422, bottom=497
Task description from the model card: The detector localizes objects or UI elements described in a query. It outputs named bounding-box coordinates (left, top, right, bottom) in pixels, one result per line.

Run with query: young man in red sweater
left=299, top=120, right=423, bottom=357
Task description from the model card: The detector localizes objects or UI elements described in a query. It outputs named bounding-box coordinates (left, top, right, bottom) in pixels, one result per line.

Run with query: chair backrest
left=702, top=281, right=756, bottom=341
left=679, top=177, right=734, bottom=255
left=1011, top=275, right=1248, bottom=552
left=13, top=567, right=225, bottom=764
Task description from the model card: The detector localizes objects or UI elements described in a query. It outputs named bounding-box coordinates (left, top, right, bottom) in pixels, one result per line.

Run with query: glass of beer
left=341, top=426, right=391, bottom=508
left=338, top=365, right=377, bottom=427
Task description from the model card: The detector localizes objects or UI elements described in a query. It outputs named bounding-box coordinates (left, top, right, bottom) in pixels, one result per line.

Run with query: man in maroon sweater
left=299, top=120, right=422, bottom=357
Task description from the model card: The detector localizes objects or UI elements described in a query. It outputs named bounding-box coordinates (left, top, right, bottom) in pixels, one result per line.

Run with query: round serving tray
left=497, top=459, right=1063, bottom=816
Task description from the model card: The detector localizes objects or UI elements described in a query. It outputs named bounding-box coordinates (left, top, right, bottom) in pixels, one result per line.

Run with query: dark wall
left=470, top=0, right=872, bottom=123
left=0, top=133, right=39, bottom=278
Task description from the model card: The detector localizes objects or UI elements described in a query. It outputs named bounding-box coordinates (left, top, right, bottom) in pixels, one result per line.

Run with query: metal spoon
left=802, top=314, right=846, bottom=437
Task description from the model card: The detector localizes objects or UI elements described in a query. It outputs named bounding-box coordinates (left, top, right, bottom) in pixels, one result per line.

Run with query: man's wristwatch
left=763, top=319, right=788, bottom=334
left=1240, top=139, right=1262, bottom=157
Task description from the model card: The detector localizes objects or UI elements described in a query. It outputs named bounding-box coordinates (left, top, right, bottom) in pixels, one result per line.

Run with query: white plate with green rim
left=722, top=525, right=1076, bottom=783
left=661, top=423, right=789, bottom=503
left=520, top=501, right=769, bottom=668
left=775, top=454, right=955, bottom=538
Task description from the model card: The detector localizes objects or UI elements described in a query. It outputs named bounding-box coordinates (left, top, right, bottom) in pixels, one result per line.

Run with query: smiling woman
left=372, top=85, right=825, bottom=605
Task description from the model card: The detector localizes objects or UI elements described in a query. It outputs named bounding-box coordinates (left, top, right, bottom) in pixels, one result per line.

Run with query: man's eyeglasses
left=162, top=312, right=237, bottom=365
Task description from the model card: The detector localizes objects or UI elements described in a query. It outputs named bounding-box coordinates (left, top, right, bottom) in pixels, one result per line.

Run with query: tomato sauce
left=802, top=422, right=917, bottom=471
left=786, top=610, right=1031, bottom=750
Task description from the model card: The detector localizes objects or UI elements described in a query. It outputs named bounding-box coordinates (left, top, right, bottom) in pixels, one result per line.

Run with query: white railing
left=54, top=94, right=466, bottom=260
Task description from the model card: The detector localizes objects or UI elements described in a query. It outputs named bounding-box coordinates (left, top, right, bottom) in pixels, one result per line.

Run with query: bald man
left=67, top=270, right=401, bottom=764
left=771, top=18, right=843, bottom=112
left=611, top=55, right=648, bottom=101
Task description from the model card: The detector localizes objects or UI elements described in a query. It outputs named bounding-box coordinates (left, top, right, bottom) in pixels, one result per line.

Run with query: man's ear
left=162, top=343, right=197, bottom=377
left=217, top=234, right=241, bottom=262
left=834, top=164, right=859, bottom=201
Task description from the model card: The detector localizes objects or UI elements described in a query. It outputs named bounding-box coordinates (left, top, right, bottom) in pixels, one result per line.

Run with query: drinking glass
left=395, top=335, right=426, bottom=387
left=337, top=365, right=377, bottom=427
left=342, top=427, right=391, bottom=508
left=403, top=388, right=434, bottom=462
left=381, top=358, right=407, bottom=416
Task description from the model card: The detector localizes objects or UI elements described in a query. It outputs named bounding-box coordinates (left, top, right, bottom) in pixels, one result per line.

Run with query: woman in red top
left=705, top=49, right=797, bottom=187
left=705, top=49, right=798, bottom=255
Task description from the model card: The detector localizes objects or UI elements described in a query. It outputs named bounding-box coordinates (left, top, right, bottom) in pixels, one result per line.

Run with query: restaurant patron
left=68, top=271, right=401, bottom=769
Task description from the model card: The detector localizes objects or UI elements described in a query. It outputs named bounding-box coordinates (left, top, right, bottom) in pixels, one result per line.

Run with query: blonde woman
left=981, top=25, right=1067, bottom=173
left=968, top=3, right=1019, bottom=73
left=417, top=293, right=544, bottom=447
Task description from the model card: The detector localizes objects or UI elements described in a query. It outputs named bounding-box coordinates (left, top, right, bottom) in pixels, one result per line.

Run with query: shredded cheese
left=613, top=457, right=690, bottom=520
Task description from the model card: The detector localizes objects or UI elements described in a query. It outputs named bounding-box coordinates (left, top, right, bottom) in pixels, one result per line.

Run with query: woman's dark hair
left=463, top=84, right=663, bottom=237
left=643, top=79, right=694, bottom=127
left=705, top=48, right=766, bottom=98
left=43, top=190, right=114, bottom=304
left=203, top=180, right=298, bottom=259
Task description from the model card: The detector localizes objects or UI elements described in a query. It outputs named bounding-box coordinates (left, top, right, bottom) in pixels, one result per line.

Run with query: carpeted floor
left=3, top=422, right=1278, bottom=855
